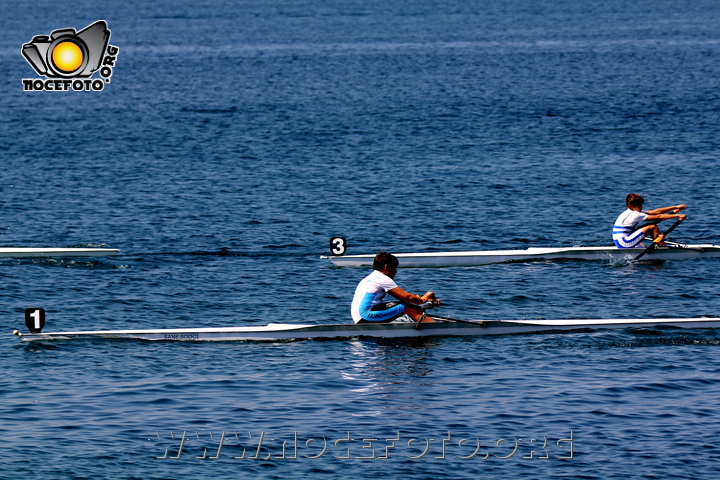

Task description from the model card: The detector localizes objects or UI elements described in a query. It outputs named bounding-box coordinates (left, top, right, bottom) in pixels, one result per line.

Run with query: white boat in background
left=0, top=247, right=119, bottom=258
left=321, top=244, right=720, bottom=268
left=13, top=316, right=720, bottom=342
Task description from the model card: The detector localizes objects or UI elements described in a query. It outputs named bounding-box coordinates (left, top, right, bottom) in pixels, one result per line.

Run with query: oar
left=430, top=315, right=488, bottom=327
left=634, top=218, right=684, bottom=261
left=413, top=301, right=486, bottom=329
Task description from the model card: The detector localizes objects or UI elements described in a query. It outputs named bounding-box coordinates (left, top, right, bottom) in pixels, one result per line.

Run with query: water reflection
left=341, top=338, right=442, bottom=417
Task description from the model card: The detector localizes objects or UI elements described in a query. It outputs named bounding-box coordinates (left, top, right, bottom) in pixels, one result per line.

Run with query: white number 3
left=330, top=237, right=346, bottom=256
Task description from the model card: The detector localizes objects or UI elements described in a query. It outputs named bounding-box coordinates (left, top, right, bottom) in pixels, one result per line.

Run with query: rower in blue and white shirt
left=351, top=251, right=439, bottom=324
left=613, top=193, right=687, bottom=248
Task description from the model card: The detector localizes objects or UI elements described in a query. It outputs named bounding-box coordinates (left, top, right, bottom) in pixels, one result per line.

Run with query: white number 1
left=30, top=309, right=42, bottom=330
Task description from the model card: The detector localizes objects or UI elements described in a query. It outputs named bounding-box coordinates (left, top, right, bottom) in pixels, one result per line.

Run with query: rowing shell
left=0, top=247, right=119, bottom=258
left=13, top=317, right=720, bottom=342
left=321, top=244, right=720, bottom=268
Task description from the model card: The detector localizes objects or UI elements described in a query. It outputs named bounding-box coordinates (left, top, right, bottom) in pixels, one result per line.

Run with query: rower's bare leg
left=640, top=224, right=664, bottom=245
left=406, top=307, right=435, bottom=323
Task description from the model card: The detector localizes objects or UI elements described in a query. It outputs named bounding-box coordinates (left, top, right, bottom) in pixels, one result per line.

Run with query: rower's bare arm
left=388, top=287, right=438, bottom=305
left=645, top=213, right=687, bottom=221
left=646, top=204, right=687, bottom=215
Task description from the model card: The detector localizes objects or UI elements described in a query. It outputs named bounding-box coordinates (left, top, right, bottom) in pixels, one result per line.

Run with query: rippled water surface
left=1, top=0, right=720, bottom=478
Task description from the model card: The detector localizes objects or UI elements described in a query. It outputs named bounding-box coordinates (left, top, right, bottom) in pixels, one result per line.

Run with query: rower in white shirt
left=351, top=251, right=439, bottom=324
left=613, top=193, right=686, bottom=248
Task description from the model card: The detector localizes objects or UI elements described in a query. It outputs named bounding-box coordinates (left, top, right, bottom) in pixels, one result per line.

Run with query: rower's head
left=626, top=193, right=645, bottom=209
left=373, top=250, right=399, bottom=278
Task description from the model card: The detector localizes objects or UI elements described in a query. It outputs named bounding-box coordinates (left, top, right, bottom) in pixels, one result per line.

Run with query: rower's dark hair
left=626, top=193, right=645, bottom=208
left=373, top=250, right=399, bottom=271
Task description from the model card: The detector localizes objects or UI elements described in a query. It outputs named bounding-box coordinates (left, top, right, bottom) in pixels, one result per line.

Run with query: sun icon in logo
left=51, top=41, right=85, bottom=73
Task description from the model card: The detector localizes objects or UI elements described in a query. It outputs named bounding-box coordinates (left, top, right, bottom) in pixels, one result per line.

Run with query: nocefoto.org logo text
left=21, top=20, right=119, bottom=91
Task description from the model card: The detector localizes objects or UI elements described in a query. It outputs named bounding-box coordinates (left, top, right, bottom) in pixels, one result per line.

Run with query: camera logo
left=21, top=21, right=119, bottom=91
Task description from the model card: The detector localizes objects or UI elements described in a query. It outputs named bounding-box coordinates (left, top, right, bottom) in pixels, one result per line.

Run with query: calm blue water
left=2, top=0, right=720, bottom=478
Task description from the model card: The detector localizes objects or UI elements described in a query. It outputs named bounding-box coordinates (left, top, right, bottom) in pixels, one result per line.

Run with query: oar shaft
left=635, top=218, right=684, bottom=261
left=660, top=218, right=683, bottom=238
left=413, top=301, right=485, bottom=327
